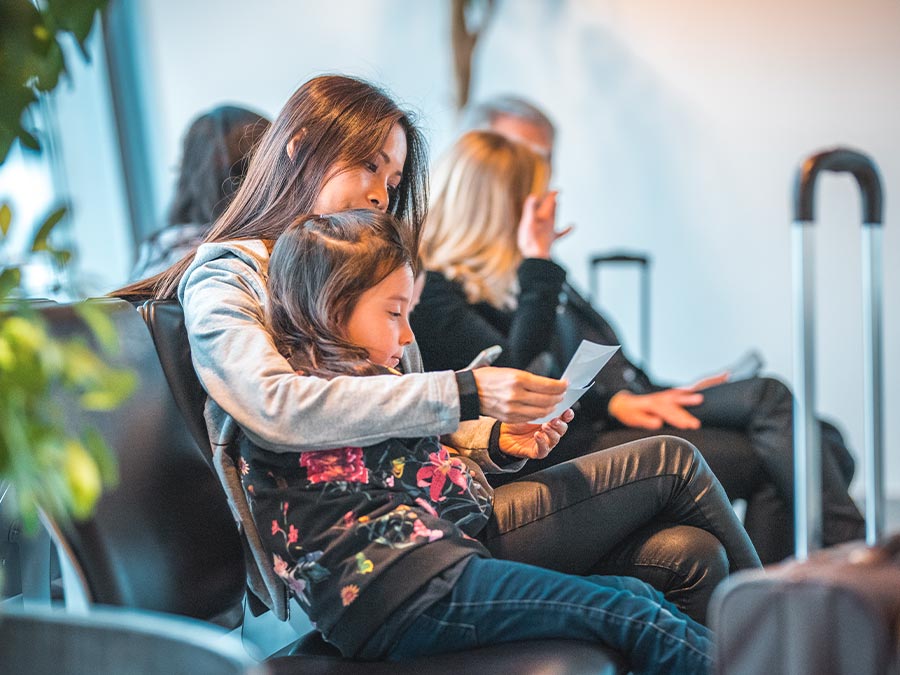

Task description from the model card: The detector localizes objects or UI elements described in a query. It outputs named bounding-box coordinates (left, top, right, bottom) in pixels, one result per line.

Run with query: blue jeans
left=386, top=557, right=713, bottom=674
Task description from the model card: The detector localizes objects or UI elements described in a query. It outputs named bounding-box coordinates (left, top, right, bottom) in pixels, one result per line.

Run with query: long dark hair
left=167, top=105, right=270, bottom=226
left=266, top=210, right=417, bottom=378
left=116, top=75, right=428, bottom=300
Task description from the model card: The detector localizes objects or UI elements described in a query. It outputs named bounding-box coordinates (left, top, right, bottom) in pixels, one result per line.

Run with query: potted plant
left=1, top=0, right=134, bottom=530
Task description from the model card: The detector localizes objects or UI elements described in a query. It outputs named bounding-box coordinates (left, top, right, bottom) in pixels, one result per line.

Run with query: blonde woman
left=413, top=130, right=761, bottom=625
left=417, top=130, right=571, bottom=371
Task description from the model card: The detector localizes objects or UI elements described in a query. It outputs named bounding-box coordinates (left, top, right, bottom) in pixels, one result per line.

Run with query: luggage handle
left=588, top=252, right=651, bottom=369
left=794, top=148, right=883, bottom=225
left=792, top=147, right=885, bottom=558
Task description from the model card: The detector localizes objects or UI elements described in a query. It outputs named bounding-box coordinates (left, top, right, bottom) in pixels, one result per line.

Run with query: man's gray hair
left=464, top=95, right=556, bottom=139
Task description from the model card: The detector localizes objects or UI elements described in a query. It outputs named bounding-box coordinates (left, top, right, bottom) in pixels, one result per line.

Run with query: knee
left=652, top=435, right=707, bottom=475
left=634, top=525, right=728, bottom=625
left=759, top=376, right=793, bottom=409
left=652, top=526, right=729, bottom=587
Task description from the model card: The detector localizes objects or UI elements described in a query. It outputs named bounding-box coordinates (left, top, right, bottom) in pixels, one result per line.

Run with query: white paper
left=530, top=340, right=619, bottom=423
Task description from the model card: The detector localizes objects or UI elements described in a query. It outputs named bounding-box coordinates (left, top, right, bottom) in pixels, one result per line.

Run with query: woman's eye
left=365, top=162, right=378, bottom=173
left=388, top=311, right=402, bottom=318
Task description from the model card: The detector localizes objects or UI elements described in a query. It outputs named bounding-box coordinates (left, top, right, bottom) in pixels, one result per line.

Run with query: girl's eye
left=387, top=184, right=399, bottom=198
left=365, top=162, right=378, bottom=173
left=388, top=311, right=402, bottom=318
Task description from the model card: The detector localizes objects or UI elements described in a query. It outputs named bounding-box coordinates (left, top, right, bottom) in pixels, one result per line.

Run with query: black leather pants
left=591, top=377, right=866, bottom=563
left=482, top=435, right=761, bottom=624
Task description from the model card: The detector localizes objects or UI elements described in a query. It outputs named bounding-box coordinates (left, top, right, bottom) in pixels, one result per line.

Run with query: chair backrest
left=138, top=298, right=290, bottom=621
left=139, top=298, right=212, bottom=457
left=41, top=299, right=246, bottom=623
left=0, top=605, right=266, bottom=675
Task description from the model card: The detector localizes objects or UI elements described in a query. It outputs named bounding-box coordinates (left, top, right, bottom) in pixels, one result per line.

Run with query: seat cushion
left=268, top=637, right=626, bottom=674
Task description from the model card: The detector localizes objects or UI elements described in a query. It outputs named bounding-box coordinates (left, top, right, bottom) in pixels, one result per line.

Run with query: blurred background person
left=129, top=105, right=270, bottom=281
left=414, top=124, right=863, bottom=563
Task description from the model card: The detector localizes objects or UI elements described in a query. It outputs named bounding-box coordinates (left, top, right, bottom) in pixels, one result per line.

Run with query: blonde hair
left=422, top=131, right=550, bottom=309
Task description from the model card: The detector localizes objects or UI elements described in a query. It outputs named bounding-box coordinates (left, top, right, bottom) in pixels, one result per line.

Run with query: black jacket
left=412, top=259, right=663, bottom=428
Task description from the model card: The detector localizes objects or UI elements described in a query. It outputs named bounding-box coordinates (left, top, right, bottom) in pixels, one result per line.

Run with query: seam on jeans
left=444, top=598, right=711, bottom=661
left=484, top=474, right=681, bottom=539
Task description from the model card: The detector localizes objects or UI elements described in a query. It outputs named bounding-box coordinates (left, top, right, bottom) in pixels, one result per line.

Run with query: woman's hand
left=517, top=191, right=572, bottom=259
left=472, top=367, right=567, bottom=424
left=498, top=408, right=575, bottom=460
left=608, top=389, right=704, bottom=430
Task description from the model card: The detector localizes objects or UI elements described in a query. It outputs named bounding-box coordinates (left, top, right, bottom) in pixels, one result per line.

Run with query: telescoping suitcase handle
left=792, top=147, right=885, bottom=558
left=589, top=252, right=651, bottom=369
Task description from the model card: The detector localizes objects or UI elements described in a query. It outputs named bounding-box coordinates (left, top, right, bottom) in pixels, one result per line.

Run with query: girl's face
left=313, top=123, right=407, bottom=214
left=345, top=265, right=415, bottom=369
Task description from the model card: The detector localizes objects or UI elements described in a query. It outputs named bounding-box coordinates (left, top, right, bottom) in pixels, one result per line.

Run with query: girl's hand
left=498, top=408, right=575, bottom=460
left=517, top=191, right=572, bottom=259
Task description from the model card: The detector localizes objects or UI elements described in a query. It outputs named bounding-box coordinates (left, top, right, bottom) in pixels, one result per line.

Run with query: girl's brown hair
left=116, top=75, right=427, bottom=300
left=266, top=209, right=417, bottom=378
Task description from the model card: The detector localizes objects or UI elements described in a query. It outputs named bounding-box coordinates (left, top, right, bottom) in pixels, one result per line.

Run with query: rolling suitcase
left=710, top=148, right=898, bottom=675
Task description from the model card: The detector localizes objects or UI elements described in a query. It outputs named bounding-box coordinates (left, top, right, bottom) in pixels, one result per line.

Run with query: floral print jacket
left=239, top=431, right=493, bottom=656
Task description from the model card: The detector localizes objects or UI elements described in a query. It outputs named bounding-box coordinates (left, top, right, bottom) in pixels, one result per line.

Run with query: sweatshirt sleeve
left=442, top=418, right=527, bottom=474
left=180, top=253, right=462, bottom=452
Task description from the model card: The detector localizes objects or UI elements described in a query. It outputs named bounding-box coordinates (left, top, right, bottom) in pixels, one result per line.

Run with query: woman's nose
left=369, top=186, right=388, bottom=212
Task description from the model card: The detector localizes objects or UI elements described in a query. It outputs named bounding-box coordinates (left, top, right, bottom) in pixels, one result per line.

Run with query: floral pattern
left=301, top=446, right=369, bottom=484
left=240, top=432, right=492, bottom=640
left=416, top=446, right=470, bottom=502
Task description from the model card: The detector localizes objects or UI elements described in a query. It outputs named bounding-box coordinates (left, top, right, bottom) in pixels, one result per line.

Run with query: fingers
left=658, top=404, right=701, bottom=430
left=666, top=389, right=705, bottom=406
left=531, top=430, right=551, bottom=458
left=472, top=368, right=566, bottom=424
left=554, top=224, right=575, bottom=242
left=688, top=371, right=730, bottom=391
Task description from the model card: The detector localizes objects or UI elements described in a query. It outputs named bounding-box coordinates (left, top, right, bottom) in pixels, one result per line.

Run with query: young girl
left=241, top=208, right=713, bottom=673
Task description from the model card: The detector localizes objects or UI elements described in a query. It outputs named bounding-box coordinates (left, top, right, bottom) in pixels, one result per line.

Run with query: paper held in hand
left=530, top=340, right=619, bottom=424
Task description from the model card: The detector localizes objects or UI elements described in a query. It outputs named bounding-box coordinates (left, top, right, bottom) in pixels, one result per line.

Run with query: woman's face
left=313, top=122, right=407, bottom=214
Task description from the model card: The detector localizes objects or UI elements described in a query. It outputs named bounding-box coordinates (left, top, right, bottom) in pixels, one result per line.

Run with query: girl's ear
left=286, top=128, right=307, bottom=161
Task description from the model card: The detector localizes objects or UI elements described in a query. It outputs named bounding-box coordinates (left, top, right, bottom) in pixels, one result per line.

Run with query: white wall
left=133, top=0, right=900, bottom=496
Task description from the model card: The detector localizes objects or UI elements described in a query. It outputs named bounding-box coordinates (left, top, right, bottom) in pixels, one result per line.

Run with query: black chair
left=39, top=299, right=246, bottom=627
left=0, top=605, right=263, bottom=675
left=138, top=299, right=627, bottom=674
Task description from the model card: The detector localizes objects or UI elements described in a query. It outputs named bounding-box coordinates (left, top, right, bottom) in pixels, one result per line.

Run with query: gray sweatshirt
left=177, top=239, right=516, bottom=471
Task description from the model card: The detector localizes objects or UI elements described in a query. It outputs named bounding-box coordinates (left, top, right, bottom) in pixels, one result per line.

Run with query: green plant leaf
left=0, top=202, right=11, bottom=236
left=74, top=302, right=120, bottom=354
left=17, top=126, right=40, bottom=152
left=45, top=0, right=107, bottom=46
left=79, top=369, right=137, bottom=410
left=81, top=427, right=118, bottom=486
left=30, top=205, right=67, bottom=252
left=0, top=267, right=22, bottom=301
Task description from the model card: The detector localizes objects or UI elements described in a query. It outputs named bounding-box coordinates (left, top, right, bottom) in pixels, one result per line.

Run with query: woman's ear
left=286, top=128, right=307, bottom=161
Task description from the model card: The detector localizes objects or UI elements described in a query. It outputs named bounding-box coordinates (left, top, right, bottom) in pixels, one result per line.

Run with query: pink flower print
left=287, top=524, right=299, bottom=544
left=414, top=497, right=439, bottom=518
left=412, top=518, right=444, bottom=542
left=301, top=447, right=369, bottom=484
left=238, top=457, right=250, bottom=475
left=341, top=584, right=360, bottom=607
left=273, top=554, right=288, bottom=577
left=343, top=511, right=356, bottom=528
left=385, top=475, right=395, bottom=488
left=416, top=446, right=470, bottom=502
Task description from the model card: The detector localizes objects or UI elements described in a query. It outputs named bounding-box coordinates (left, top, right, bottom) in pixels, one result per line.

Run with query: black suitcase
left=710, top=148, right=897, bottom=675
